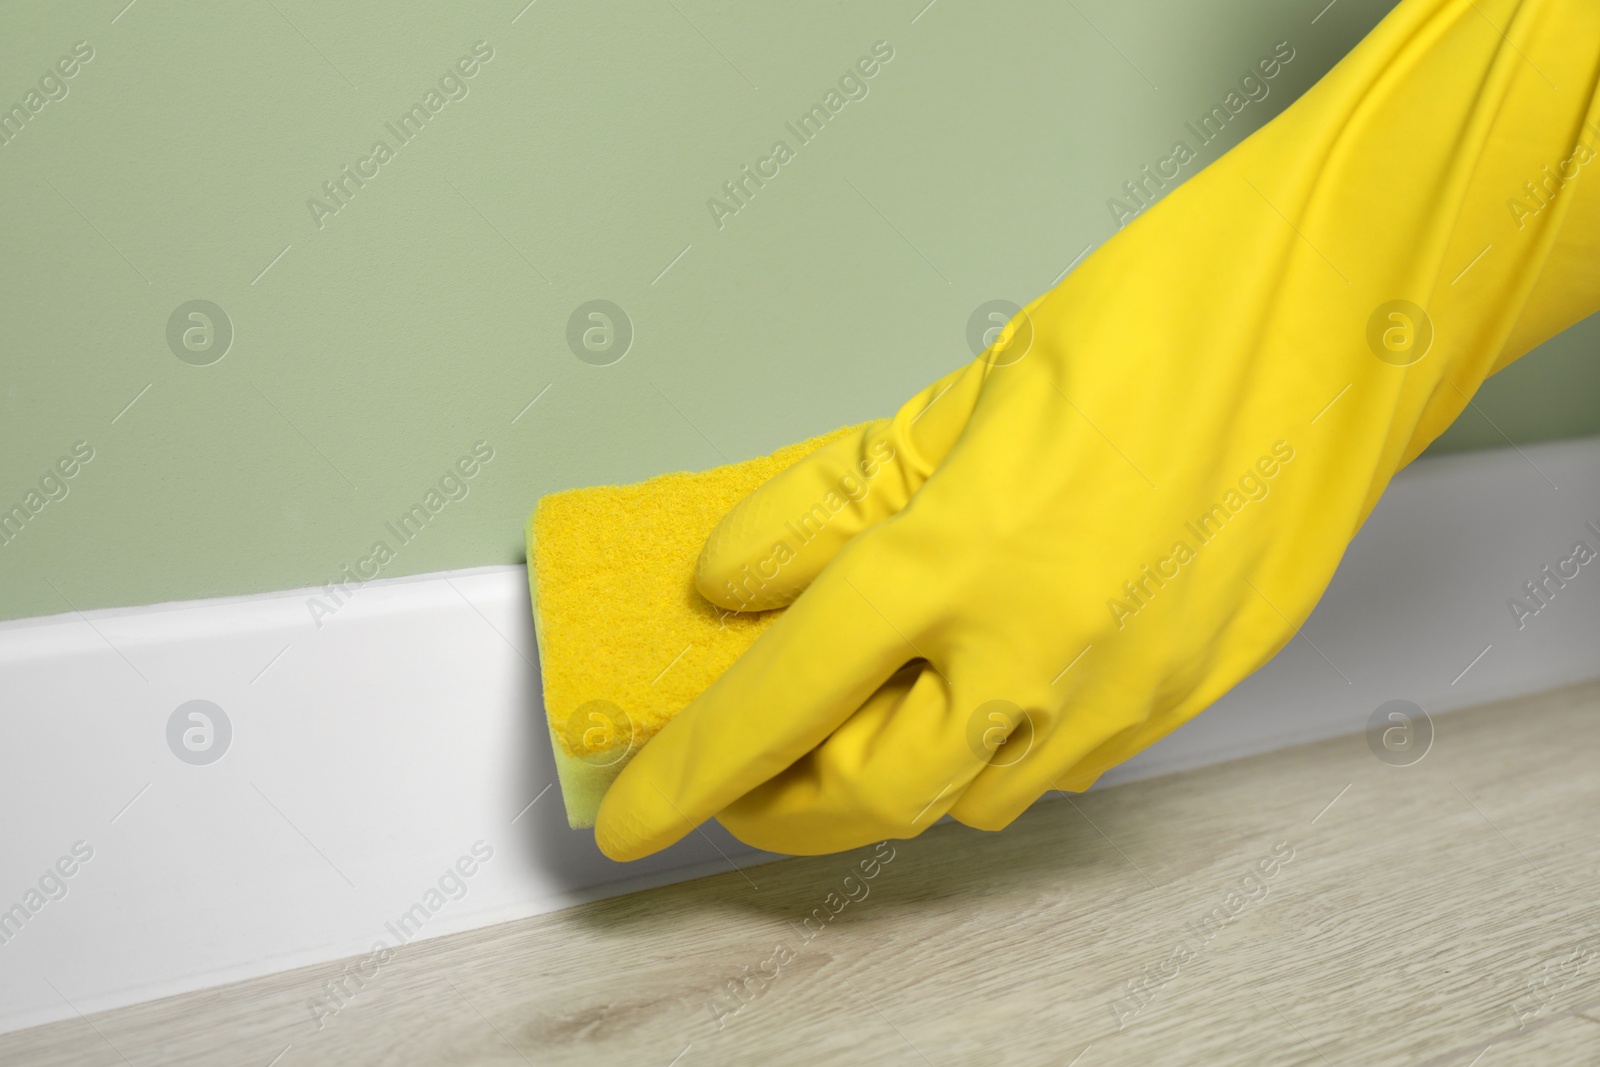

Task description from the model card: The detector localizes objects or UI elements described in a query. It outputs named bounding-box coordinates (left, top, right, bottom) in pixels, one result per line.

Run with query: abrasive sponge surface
left=527, top=426, right=856, bottom=828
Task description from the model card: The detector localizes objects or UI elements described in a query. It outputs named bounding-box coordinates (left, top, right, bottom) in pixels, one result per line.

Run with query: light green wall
left=1, top=0, right=1593, bottom=622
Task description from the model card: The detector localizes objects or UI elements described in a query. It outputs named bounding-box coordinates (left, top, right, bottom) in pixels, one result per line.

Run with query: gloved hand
left=597, top=0, right=1600, bottom=860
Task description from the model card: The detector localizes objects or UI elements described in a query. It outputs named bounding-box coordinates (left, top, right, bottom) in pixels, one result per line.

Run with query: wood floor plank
left=4, top=680, right=1598, bottom=1066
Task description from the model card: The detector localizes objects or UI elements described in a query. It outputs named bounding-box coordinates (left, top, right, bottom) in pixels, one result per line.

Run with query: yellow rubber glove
left=597, top=0, right=1600, bottom=861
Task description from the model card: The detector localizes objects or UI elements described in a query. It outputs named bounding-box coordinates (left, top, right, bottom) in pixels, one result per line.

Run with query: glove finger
left=595, top=526, right=940, bottom=861
left=715, top=658, right=989, bottom=855
left=696, top=360, right=984, bottom=611
left=948, top=596, right=1279, bottom=830
left=950, top=685, right=1147, bottom=833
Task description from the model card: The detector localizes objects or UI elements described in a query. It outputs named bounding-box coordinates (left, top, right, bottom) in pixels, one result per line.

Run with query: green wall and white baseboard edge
left=2, top=0, right=1596, bottom=623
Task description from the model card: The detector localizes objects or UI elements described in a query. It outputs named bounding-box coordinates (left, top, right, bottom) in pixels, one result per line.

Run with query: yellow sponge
left=527, top=426, right=857, bottom=828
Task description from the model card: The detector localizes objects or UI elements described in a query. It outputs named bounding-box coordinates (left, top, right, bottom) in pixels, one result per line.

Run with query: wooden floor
left=7, top=681, right=1600, bottom=1066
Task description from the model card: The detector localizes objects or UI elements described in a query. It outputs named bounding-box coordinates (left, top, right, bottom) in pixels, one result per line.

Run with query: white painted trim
left=1, top=437, right=1596, bottom=1036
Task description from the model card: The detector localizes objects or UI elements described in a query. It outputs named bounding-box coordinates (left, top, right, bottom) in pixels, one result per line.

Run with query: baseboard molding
left=1, top=437, right=1596, bottom=1035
